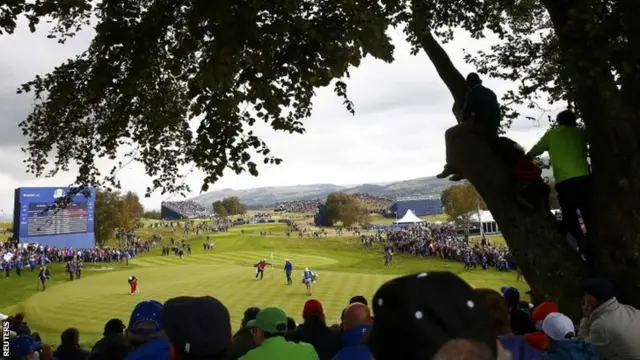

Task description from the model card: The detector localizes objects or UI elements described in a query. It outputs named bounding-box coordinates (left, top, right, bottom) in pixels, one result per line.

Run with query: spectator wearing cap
left=367, top=271, right=497, bottom=360
left=89, top=318, right=130, bottom=360
left=162, top=296, right=232, bottom=360
left=578, top=277, right=640, bottom=360
left=125, top=300, right=169, bottom=360
left=53, top=327, right=90, bottom=360
left=332, top=302, right=372, bottom=360
left=286, top=299, right=341, bottom=360
left=543, top=312, right=598, bottom=360
left=228, top=307, right=261, bottom=360
left=501, top=287, right=536, bottom=335
left=240, top=307, right=318, bottom=360
left=524, top=302, right=560, bottom=351
left=8, top=334, right=52, bottom=360
left=475, top=289, right=545, bottom=360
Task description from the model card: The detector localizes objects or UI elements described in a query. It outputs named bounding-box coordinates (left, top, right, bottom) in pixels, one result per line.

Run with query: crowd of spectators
left=162, top=201, right=212, bottom=218
left=363, top=224, right=514, bottom=271
left=3, top=273, right=640, bottom=360
left=274, top=199, right=324, bottom=213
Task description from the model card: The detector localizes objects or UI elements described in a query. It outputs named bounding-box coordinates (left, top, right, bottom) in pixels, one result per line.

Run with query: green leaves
left=14, top=0, right=396, bottom=197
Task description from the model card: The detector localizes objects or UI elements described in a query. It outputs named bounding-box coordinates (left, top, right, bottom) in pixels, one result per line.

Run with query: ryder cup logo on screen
left=53, top=188, right=66, bottom=199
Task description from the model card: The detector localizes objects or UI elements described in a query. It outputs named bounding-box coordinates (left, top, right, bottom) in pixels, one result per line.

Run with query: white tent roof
left=470, top=209, right=561, bottom=223
left=395, top=209, right=425, bottom=224
left=469, top=210, right=495, bottom=223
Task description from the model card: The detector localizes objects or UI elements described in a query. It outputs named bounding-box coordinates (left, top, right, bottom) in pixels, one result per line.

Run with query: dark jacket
left=511, top=307, right=536, bottom=335
left=12, top=322, right=32, bottom=336
left=286, top=322, right=342, bottom=360
left=463, top=84, right=501, bottom=132
left=547, top=339, right=599, bottom=360
left=89, top=334, right=130, bottom=360
left=53, top=344, right=90, bottom=360
left=124, top=338, right=169, bottom=360
left=227, top=328, right=258, bottom=360
left=499, top=335, right=546, bottom=360
left=332, top=325, right=371, bottom=360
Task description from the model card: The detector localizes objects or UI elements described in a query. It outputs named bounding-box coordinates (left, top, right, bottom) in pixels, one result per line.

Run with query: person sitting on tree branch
left=437, top=73, right=502, bottom=181
left=525, top=110, right=594, bottom=270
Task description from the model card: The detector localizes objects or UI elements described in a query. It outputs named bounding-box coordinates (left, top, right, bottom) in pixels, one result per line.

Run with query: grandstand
left=389, top=195, right=443, bottom=218
left=160, top=201, right=212, bottom=220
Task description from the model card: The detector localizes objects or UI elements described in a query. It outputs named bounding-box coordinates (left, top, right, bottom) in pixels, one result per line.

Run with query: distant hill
left=190, top=176, right=456, bottom=207
left=189, top=164, right=553, bottom=207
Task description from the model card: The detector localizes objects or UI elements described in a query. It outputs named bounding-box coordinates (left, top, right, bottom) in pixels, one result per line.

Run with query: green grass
left=0, top=222, right=524, bottom=348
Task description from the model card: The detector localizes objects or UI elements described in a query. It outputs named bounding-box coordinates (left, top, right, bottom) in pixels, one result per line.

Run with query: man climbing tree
left=436, top=73, right=502, bottom=182
left=527, top=110, right=593, bottom=272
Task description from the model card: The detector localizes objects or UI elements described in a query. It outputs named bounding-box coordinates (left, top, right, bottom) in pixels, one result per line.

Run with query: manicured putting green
left=1, top=223, right=524, bottom=347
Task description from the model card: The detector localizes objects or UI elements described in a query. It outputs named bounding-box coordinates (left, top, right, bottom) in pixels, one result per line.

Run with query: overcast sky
left=0, top=20, right=562, bottom=214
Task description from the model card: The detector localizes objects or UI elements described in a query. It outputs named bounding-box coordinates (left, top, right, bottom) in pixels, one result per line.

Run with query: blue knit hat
left=128, top=300, right=164, bottom=335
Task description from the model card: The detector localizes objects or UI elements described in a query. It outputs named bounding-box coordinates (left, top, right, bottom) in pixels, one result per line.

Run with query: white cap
left=128, top=276, right=133, bottom=280
left=305, top=268, right=309, bottom=271
left=542, top=312, right=575, bottom=341
left=0, top=313, right=7, bottom=321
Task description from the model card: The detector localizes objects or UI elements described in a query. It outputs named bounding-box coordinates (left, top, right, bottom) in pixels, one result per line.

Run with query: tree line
left=212, top=197, right=248, bottom=217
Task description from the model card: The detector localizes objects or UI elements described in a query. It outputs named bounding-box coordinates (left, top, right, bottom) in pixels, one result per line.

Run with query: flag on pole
left=270, top=253, right=274, bottom=279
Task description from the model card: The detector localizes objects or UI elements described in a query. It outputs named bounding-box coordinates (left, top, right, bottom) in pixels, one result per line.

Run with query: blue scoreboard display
left=13, top=187, right=96, bottom=248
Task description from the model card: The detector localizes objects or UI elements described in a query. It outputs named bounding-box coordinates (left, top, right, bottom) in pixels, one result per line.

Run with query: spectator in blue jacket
left=332, top=302, right=372, bottom=360
left=125, top=300, right=169, bottom=360
left=543, top=312, right=598, bottom=360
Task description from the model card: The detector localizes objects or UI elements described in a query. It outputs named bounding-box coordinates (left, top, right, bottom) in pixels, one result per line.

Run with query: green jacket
left=527, top=125, right=590, bottom=183
left=239, top=336, right=319, bottom=360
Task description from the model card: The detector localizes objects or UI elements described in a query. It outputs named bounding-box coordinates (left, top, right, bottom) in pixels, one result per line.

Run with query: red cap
left=303, top=299, right=324, bottom=316
left=531, top=302, right=559, bottom=322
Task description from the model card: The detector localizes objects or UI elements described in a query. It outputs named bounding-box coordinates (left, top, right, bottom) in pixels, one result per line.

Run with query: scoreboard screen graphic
left=13, top=187, right=96, bottom=248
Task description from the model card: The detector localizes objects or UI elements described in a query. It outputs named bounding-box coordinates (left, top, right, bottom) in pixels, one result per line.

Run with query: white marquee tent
left=394, top=209, right=425, bottom=224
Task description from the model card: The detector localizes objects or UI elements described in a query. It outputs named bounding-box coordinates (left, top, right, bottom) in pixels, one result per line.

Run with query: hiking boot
left=436, top=164, right=456, bottom=179
left=449, top=173, right=465, bottom=181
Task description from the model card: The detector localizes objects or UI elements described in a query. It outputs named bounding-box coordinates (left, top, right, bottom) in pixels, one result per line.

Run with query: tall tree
left=4, top=0, right=640, bottom=310
left=325, top=192, right=361, bottom=227
left=441, top=182, right=486, bottom=225
left=212, top=201, right=228, bottom=217
left=93, top=190, right=144, bottom=246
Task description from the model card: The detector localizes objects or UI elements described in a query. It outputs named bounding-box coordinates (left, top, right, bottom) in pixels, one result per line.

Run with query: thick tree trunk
left=417, top=31, right=587, bottom=317
left=542, top=0, right=640, bottom=309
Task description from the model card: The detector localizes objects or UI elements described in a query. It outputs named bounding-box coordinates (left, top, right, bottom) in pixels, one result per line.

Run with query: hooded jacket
left=547, top=340, right=599, bottom=360
left=332, top=325, right=371, bottom=360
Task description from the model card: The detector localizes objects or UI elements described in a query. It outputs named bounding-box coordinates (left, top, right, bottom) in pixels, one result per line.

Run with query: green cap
left=246, top=307, right=288, bottom=334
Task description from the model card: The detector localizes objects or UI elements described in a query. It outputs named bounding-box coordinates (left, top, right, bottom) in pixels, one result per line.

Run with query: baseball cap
left=303, top=299, right=324, bottom=316
left=531, top=302, right=559, bottom=329
left=9, top=335, right=41, bottom=357
left=582, top=277, right=614, bottom=302
left=542, top=312, right=575, bottom=341
left=367, top=272, right=496, bottom=360
left=501, top=286, right=520, bottom=307
left=0, top=313, right=8, bottom=321
left=162, top=296, right=232, bottom=357
left=128, top=300, right=164, bottom=335
left=246, top=307, right=288, bottom=334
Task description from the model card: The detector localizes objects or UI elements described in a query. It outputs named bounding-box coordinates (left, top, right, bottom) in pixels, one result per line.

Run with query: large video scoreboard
left=13, top=187, right=96, bottom=248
